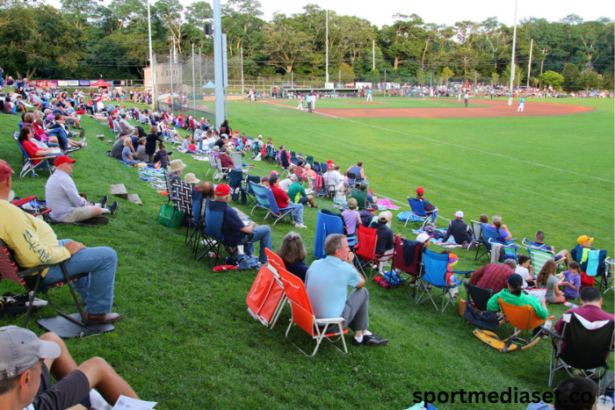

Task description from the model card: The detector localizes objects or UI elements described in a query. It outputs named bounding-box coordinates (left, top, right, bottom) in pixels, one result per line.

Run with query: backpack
left=237, top=254, right=259, bottom=270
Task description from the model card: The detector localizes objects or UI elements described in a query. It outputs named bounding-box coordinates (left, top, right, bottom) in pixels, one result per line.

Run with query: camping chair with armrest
left=416, top=249, right=472, bottom=312
left=320, top=173, right=337, bottom=199
left=571, top=245, right=608, bottom=289
left=497, top=298, right=546, bottom=350
left=246, top=263, right=286, bottom=330
left=404, top=198, right=430, bottom=229
left=314, top=210, right=346, bottom=259
left=197, top=199, right=238, bottom=267
left=170, top=179, right=193, bottom=234
left=228, top=168, right=246, bottom=205
left=523, top=238, right=561, bottom=274
left=248, top=182, right=295, bottom=225
left=245, top=175, right=261, bottom=207
left=481, top=224, right=518, bottom=262
left=205, top=153, right=218, bottom=177
left=212, top=156, right=231, bottom=183
left=190, top=188, right=209, bottom=259
left=461, top=283, right=501, bottom=331
left=305, top=156, right=314, bottom=167
left=312, top=162, right=322, bottom=175
left=389, top=236, right=422, bottom=298
left=543, top=313, right=614, bottom=388
left=353, top=224, right=394, bottom=280
left=471, top=220, right=488, bottom=260
left=14, top=132, right=56, bottom=178
left=351, top=187, right=368, bottom=209
left=0, top=239, right=114, bottom=336
left=230, top=152, right=245, bottom=169
left=277, top=264, right=348, bottom=357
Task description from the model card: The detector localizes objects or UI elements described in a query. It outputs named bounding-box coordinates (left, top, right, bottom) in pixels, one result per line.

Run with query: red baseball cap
left=54, top=155, right=76, bottom=167
left=214, top=184, right=231, bottom=197
left=417, top=187, right=424, bottom=195
left=0, top=160, right=15, bottom=182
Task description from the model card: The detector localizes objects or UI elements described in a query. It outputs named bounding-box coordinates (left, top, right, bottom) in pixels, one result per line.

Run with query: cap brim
left=37, top=339, right=61, bottom=360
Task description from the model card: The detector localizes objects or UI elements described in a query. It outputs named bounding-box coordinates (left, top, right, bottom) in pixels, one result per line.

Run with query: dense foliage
left=0, top=0, right=612, bottom=87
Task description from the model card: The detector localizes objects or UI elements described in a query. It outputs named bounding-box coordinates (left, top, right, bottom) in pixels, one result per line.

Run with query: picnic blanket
left=411, top=229, right=462, bottom=248
left=376, top=198, right=400, bottom=210
left=397, top=211, right=424, bottom=222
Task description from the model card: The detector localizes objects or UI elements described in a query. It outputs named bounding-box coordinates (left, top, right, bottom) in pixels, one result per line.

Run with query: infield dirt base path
left=265, top=99, right=595, bottom=119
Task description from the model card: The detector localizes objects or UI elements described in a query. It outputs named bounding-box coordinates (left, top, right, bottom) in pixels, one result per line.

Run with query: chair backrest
left=313, top=162, right=321, bottom=174
left=464, top=282, right=494, bottom=312
left=526, top=244, right=555, bottom=274
left=480, top=224, right=498, bottom=250
left=351, top=188, right=367, bottom=208
left=230, top=152, right=243, bottom=168
left=228, top=169, right=244, bottom=189
left=559, top=314, right=614, bottom=369
left=355, top=224, right=377, bottom=262
left=208, top=153, right=218, bottom=171
left=471, top=221, right=483, bottom=243
left=264, top=248, right=285, bottom=271
left=408, top=198, right=428, bottom=217
left=173, top=180, right=193, bottom=215
left=249, top=183, right=280, bottom=212
left=0, top=239, right=26, bottom=287
left=421, top=250, right=449, bottom=287
left=246, top=175, right=260, bottom=194
left=191, top=189, right=205, bottom=227
left=277, top=264, right=317, bottom=336
left=498, top=298, right=545, bottom=331
left=204, top=199, right=226, bottom=241
left=392, top=236, right=422, bottom=275
left=314, top=210, right=346, bottom=259
left=246, top=265, right=285, bottom=326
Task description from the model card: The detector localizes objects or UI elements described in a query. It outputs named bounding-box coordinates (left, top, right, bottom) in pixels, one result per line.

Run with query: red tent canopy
left=90, top=79, right=110, bottom=87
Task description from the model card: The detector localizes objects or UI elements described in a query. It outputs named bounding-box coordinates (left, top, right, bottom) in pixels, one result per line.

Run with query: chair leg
left=22, top=274, right=42, bottom=328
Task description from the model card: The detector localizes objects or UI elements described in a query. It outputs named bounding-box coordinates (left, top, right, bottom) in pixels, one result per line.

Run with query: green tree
left=261, top=13, right=312, bottom=74
left=539, top=70, right=564, bottom=88
left=562, top=63, right=580, bottom=91
left=491, top=71, right=500, bottom=85
left=156, top=0, right=184, bottom=53
left=185, top=1, right=212, bottom=28
left=338, top=63, right=355, bottom=83
left=578, top=70, right=600, bottom=91
left=441, top=66, right=454, bottom=85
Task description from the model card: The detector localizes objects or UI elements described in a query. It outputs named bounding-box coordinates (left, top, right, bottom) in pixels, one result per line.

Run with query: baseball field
left=0, top=96, right=612, bottom=409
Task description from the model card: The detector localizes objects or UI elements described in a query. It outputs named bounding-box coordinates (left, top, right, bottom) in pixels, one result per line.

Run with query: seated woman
left=121, top=137, right=141, bottom=165
left=483, top=215, right=512, bottom=244
left=537, top=260, right=566, bottom=304
left=18, top=125, right=60, bottom=166
left=342, top=198, right=361, bottom=236
left=277, top=231, right=308, bottom=282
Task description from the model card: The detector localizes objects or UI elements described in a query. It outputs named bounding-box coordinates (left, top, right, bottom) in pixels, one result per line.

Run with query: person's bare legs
left=308, top=195, right=316, bottom=208
left=40, top=332, right=77, bottom=379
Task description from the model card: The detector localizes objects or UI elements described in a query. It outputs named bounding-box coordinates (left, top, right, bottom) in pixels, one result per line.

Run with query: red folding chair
left=277, top=265, right=348, bottom=357
left=246, top=265, right=286, bottom=329
left=390, top=236, right=423, bottom=297
left=354, top=225, right=394, bottom=279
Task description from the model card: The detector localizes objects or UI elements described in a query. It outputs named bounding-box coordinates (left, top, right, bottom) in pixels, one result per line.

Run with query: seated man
left=0, top=160, right=120, bottom=323
left=553, top=287, right=614, bottom=350
left=468, top=259, right=517, bottom=293
left=287, top=174, right=316, bottom=208
left=0, top=326, right=138, bottom=410
left=278, top=175, right=293, bottom=192
left=486, top=273, right=548, bottom=319
left=322, top=165, right=344, bottom=193
left=111, top=134, right=128, bottom=160
left=214, top=184, right=271, bottom=265
left=442, top=210, right=474, bottom=248
left=532, top=231, right=569, bottom=263
left=269, top=175, right=307, bottom=229
left=306, top=234, right=388, bottom=347
left=526, top=377, right=599, bottom=410
left=218, top=148, right=234, bottom=169
left=412, top=187, right=438, bottom=221
left=370, top=212, right=394, bottom=274
left=118, top=113, right=136, bottom=137
left=45, top=156, right=118, bottom=223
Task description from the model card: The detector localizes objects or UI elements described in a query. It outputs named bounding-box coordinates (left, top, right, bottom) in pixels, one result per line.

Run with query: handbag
left=157, top=203, right=184, bottom=228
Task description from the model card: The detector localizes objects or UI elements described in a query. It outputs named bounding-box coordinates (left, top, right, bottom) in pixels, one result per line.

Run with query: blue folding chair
left=198, top=199, right=236, bottom=267
left=314, top=210, right=345, bottom=259
left=416, top=250, right=473, bottom=312
left=249, top=182, right=295, bottom=225
left=481, top=224, right=518, bottom=262
left=403, top=198, right=433, bottom=228
left=312, top=162, right=322, bottom=174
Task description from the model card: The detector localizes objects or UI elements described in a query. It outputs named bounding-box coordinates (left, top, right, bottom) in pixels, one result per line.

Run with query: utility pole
left=169, top=40, right=173, bottom=111
left=192, top=43, right=196, bottom=118
left=339, top=68, right=341, bottom=84
left=509, top=0, right=518, bottom=93
left=199, top=48, right=202, bottom=90
left=146, top=0, right=155, bottom=110
left=325, top=9, right=329, bottom=83
left=372, top=39, right=376, bottom=71
left=527, top=39, right=534, bottom=88
left=384, top=69, right=387, bottom=96
left=540, top=48, right=548, bottom=74
left=240, top=46, right=244, bottom=94
left=213, top=0, right=224, bottom=126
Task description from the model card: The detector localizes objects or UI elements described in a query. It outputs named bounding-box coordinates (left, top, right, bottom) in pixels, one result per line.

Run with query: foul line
left=311, top=109, right=614, bottom=184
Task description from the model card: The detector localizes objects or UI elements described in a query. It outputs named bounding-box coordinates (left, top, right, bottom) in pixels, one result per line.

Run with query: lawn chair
left=205, top=153, right=218, bottom=177
left=403, top=198, right=429, bottom=228
left=197, top=199, right=236, bottom=267
left=190, top=188, right=208, bottom=259
left=312, top=162, right=322, bottom=174
left=604, top=258, right=614, bottom=295
left=248, top=182, right=295, bottom=225
left=246, top=264, right=286, bottom=329
left=389, top=236, right=422, bottom=297
left=462, top=283, right=500, bottom=331
left=305, top=155, right=314, bottom=167
left=228, top=168, right=246, bottom=205
left=245, top=175, right=260, bottom=207
left=277, top=264, right=348, bottom=357
left=497, top=298, right=546, bottom=350
left=351, top=187, right=368, bottom=209
left=231, top=152, right=245, bottom=169
left=314, top=210, right=346, bottom=259
left=212, top=156, right=231, bottom=183
left=416, top=250, right=472, bottom=313
left=320, top=173, right=337, bottom=198
left=571, top=245, right=608, bottom=289
left=0, top=239, right=114, bottom=337
left=523, top=238, right=560, bottom=273
left=353, top=225, right=394, bottom=280
left=471, top=220, right=488, bottom=260
left=14, top=132, right=56, bottom=178
left=544, top=313, right=614, bottom=388
left=481, top=224, right=518, bottom=262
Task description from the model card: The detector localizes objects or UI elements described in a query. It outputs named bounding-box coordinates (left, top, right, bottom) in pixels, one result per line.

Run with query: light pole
left=325, top=8, right=329, bottom=83
left=509, top=0, right=519, bottom=95
left=146, top=0, right=155, bottom=110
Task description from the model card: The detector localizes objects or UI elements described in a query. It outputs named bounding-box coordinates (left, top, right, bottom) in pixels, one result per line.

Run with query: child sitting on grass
left=560, top=261, right=581, bottom=300
left=515, top=255, right=534, bottom=288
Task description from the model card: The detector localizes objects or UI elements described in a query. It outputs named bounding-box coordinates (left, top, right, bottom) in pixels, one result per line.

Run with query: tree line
left=0, top=0, right=612, bottom=90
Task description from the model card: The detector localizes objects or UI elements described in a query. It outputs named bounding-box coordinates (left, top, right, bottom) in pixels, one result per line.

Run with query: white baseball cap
left=454, top=211, right=464, bottom=218
left=416, top=233, right=430, bottom=243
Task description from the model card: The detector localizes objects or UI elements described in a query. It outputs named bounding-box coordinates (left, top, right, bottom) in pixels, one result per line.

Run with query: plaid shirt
left=469, top=264, right=514, bottom=293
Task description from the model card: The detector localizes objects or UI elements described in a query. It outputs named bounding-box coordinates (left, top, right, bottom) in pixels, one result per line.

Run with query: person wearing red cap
left=269, top=175, right=307, bottom=228
left=411, top=187, right=438, bottom=222
left=213, top=184, right=272, bottom=264
left=45, top=156, right=118, bottom=223
left=0, top=160, right=120, bottom=323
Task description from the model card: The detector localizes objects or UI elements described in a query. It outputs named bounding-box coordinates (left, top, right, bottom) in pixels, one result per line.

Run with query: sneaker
left=294, top=223, right=308, bottom=229
left=352, top=334, right=389, bottom=347
left=108, top=201, right=119, bottom=215
left=79, top=129, right=85, bottom=138
left=99, top=195, right=108, bottom=208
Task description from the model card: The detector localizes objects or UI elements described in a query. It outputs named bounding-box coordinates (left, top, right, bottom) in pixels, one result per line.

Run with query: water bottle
left=596, top=396, right=613, bottom=410
left=544, top=316, right=554, bottom=331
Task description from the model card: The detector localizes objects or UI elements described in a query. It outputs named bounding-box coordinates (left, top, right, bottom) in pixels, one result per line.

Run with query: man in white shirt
left=322, top=165, right=344, bottom=192
left=45, top=156, right=117, bottom=223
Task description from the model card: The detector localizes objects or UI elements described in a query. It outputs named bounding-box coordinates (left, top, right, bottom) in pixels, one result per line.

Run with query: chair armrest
left=315, top=317, right=345, bottom=324
left=540, top=326, right=563, bottom=340
left=18, top=264, right=56, bottom=278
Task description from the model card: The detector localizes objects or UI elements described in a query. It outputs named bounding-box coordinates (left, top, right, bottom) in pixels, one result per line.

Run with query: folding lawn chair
left=205, top=153, right=218, bottom=177
left=403, top=198, right=429, bottom=228
left=246, top=264, right=286, bottom=329
left=248, top=182, right=295, bottom=225
left=313, top=210, right=346, bottom=259
left=231, top=152, right=245, bottom=169
left=388, top=236, right=422, bottom=297
left=14, top=132, right=56, bottom=178
left=190, top=189, right=208, bottom=258
left=351, top=187, right=368, bottom=209
left=0, top=239, right=114, bottom=337
left=353, top=225, right=394, bottom=280
left=571, top=245, right=608, bottom=289
left=245, top=175, right=260, bottom=207
left=197, top=199, right=236, bottom=267
left=212, top=156, right=231, bottom=183
left=544, top=313, right=614, bottom=388
left=416, top=250, right=472, bottom=313
left=461, top=283, right=500, bottom=331
left=228, top=168, right=247, bottom=205
left=497, top=298, right=546, bottom=350
left=523, top=238, right=561, bottom=273
left=305, top=156, right=314, bottom=167
left=277, top=264, right=348, bottom=357
left=471, top=220, right=488, bottom=260
left=481, top=224, right=518, bottom=262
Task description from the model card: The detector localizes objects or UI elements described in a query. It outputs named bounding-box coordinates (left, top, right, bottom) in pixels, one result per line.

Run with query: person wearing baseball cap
left=0, top=326, right=138, bottom=410
left=0, top=160, right=121, bottom=324
left=442, top=210, right=474, bottom=248
left=411, top=187, right=438, bottom=223
left=371, top=212, right=394, bottom=274
left=416, top=232, right=431, bottom=248
left=485, top=273, right=549, bottom=321
left=45, top=156, right=118, bottom=223
left=213, top=184, right=272, bottom=265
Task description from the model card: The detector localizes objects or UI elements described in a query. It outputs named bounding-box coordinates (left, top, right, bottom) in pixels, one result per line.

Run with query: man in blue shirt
left=305, top=93, right=313, bottom=113
left=412, top=187, right=438, bottom=222
left=305, top=234, right=388, bottom=347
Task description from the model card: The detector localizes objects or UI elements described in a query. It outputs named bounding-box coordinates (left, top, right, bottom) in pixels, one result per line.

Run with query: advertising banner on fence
left=68, top=80, right=79, bottom=86
left=79, top=80, right=90, bottom=87
left=47, top=80, right=58, bottom=87
left=36, top=81, right=47, bottom=88
left=58, top=80, right=69, bottom=87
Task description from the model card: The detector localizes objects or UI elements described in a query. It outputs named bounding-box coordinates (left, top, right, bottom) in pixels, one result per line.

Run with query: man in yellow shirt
left=0, top=160, right=119, bottom=324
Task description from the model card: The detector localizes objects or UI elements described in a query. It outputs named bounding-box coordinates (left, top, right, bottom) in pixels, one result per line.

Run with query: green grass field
left=0, top=96, right=613, bottom=409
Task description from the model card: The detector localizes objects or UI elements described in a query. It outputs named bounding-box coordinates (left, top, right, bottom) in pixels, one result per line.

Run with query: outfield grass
left=0, top=96, right=613, bottom=410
